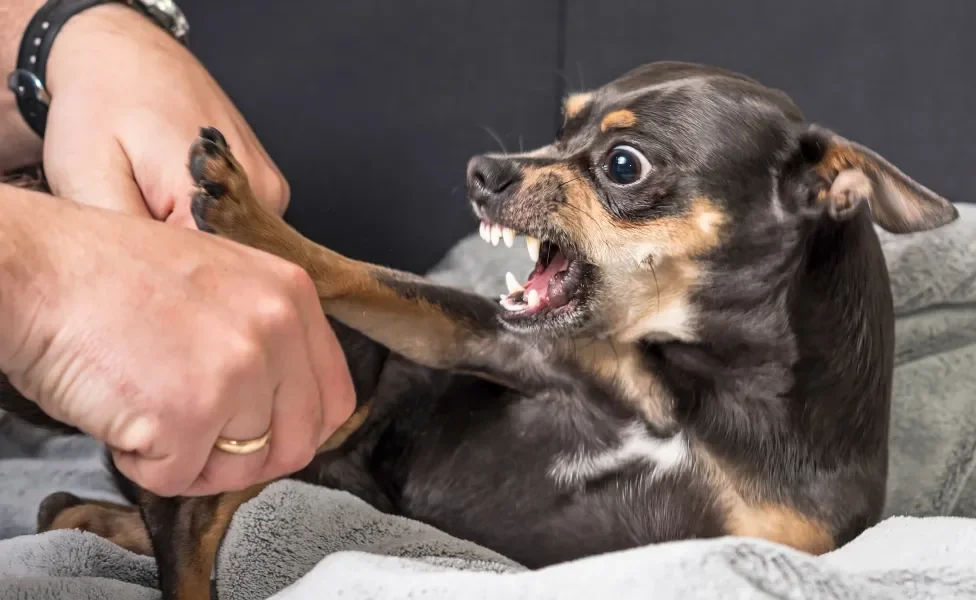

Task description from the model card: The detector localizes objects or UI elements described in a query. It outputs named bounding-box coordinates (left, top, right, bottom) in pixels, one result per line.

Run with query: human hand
left=41, top=3, right=288, bottom=225
left=0, top=192, right=355, bottom=497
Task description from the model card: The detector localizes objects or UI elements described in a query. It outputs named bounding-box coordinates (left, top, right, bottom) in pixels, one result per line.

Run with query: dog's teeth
left=526, top=289, right=541, bottom=308
left=526, top=236, right=541, bottom=262
left=479, top=222, right=490, bottom=243
left=491, top=224, right=502, bottom=246
left=505, top=272, right=524, bottom=293
left=502, top=227, right=515, bottom=248
left=500, top=296, right=525, bottom=311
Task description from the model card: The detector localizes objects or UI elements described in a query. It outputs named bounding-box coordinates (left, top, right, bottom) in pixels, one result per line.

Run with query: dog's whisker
left=561, top=202, right=603, bottom=232
left=649, top=260, right=660, bottom=315
left=482, top=126, right=508, bottom=155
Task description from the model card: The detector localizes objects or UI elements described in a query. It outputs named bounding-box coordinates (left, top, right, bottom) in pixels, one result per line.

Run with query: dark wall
left=564, top=0, right=976, bottom=211
left=179, top=1, right=562, bottom=273
left=180, top=1, right=974, bottom=272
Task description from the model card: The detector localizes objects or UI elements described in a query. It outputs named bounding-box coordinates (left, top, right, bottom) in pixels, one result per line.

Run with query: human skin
left=0, top=1, right=355, bottom=497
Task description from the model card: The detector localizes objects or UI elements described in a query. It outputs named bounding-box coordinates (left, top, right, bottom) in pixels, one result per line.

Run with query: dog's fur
left=0, top=61, right=960, bottom=600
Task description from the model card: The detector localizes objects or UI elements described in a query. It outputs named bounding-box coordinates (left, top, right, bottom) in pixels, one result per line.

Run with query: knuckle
left=223, top=334, right=264, bottom=376
left=279, top=262, right=315, bottom=298
left=254, top=292, right=300, bottom=332
left=186, top=392, right=223, bottom=425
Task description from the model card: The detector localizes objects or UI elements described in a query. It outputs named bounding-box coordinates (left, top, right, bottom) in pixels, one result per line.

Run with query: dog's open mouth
left=478, top=221, right=585, bottom=319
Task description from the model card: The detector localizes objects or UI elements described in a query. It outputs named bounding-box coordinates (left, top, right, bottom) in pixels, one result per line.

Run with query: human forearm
left=0, top=0, right=45, bottom=171
left=0, top=181, right=57, bottom=370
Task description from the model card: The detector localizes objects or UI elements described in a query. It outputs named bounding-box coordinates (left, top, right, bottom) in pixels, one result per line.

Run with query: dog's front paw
left=188, top=126, right=256, bottom=236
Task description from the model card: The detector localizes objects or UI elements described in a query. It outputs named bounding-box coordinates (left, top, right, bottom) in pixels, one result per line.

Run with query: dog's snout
left=467, top=155, right=519, bottom=207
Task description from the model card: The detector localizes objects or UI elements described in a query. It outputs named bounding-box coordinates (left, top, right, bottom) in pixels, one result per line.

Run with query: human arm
left=0, top=182, right=356, bottom=496
left=0, top=0, right=44, bottom=171
left=0, top=1, right=289, bottom=223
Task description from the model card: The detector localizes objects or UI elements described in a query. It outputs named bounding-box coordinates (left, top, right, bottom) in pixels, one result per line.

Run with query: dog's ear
left=792, top=124, right=958, bottom=233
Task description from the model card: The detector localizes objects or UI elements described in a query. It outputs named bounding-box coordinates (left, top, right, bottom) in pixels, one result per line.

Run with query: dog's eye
left=603, top=145, right=650, bottom=185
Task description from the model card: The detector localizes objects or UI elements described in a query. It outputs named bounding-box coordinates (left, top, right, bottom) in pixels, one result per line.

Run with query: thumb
left=112, top=447, right=203, bottom=498
left=43, top=130, right=152, bottom=218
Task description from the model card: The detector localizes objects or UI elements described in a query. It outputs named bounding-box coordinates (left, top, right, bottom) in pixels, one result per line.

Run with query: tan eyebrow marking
left=564, top=93, right=593, bottom=120
left=600, top=109, right=637, bottom=133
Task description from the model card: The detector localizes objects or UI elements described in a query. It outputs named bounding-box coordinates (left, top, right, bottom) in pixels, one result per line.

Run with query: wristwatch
left=6, top=0, right=189, bottom=138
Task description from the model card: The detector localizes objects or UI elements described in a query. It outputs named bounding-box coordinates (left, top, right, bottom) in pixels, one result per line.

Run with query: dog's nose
left=466, top=155, right=519, bottom=207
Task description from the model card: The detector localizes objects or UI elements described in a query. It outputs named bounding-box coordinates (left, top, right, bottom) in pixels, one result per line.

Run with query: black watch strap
left=8, top=0, right=113, bottom=137
left=7, top=0, right=189, bottom=138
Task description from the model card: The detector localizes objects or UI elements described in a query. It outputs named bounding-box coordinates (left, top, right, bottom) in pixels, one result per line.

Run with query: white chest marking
left=548, top=423, right=689, bottom=487
left=618, top=300, right=696, bottom=343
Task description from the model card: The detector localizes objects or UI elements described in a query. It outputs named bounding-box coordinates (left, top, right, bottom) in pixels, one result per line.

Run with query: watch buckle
left=8, top=68, right=51, bottom=105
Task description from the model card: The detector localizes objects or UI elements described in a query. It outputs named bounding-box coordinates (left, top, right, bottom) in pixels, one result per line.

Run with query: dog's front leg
left=187, top=128, right=550, bottom=386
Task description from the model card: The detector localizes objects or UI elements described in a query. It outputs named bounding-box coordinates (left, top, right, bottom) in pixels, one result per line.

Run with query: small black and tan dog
left=0, top=61, right=960, bottom=600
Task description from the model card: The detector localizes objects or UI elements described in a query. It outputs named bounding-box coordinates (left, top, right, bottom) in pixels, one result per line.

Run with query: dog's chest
left=389, top=378, right=700, bottom=565
left=396, top=374, right=689, bottom=504
left=546, top=421, right=690, bottom=487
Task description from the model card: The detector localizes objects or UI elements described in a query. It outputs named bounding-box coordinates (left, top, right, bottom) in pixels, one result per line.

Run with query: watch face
left=132, top=0, right=189, bottom=43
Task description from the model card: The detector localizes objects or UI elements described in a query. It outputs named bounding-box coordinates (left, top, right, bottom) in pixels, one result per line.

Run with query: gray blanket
left=2, top=204, right=976, bottom=599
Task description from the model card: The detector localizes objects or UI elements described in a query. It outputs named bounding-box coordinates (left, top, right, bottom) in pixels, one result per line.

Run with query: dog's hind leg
left=136, top=486, right=265, bottom=600
left=37, top=398, right=374, bottom=600
left=36, top=485, right=264, bottom=600
left=187, top=127, right=552, bottom=388
left=139, top=396, right=369, bottom=600
left=36, top=492, right=153, bottom=556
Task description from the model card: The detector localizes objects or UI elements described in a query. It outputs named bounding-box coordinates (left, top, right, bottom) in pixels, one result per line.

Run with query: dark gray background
left=179, top=1, right=974, bottom=273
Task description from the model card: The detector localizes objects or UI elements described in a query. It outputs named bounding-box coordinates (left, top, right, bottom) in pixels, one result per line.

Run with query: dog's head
left=466, top=61, right=958, bottom=339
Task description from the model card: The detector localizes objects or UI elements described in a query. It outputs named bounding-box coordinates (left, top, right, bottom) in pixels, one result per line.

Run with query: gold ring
left=214, top=430, right=271, bottom=455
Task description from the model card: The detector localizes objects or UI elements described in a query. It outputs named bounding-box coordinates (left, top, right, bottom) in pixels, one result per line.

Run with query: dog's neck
left=643, top=214, right=893, bottom=473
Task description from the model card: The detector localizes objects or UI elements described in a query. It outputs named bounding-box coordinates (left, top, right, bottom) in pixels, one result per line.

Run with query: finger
left=109, top=407, right=220, bottom=497
left=146, top=119, right=286, bottom=228
left=112, top=447, right=202, bottom=498
left=186, top=385, right=275, bottom=496
left=117, top=119, right=204, bottom=227
left=257, top=355, right=320, bottom=482
left=103, top=405, right=211, bottom=498
left=293, top=275, right=355, bottom=446
left=253, top=277, right=324, bottom=480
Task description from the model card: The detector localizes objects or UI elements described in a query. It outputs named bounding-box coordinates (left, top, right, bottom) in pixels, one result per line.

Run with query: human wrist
left=46, top=3, right=171, bottom=98
left=0, top=0, right=46, bottom=169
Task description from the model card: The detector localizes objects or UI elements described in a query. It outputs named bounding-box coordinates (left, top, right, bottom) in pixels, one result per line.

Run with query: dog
left=0, top=61, right=959, bottom=600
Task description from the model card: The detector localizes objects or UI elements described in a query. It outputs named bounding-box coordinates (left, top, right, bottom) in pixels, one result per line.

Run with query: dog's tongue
left=526, top=252, right=571, bottom=303
left=499, top=248, right=576, bottom=313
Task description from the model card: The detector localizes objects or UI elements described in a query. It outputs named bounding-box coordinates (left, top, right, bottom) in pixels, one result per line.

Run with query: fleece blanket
left=2, top=204, right=976, bottom=599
